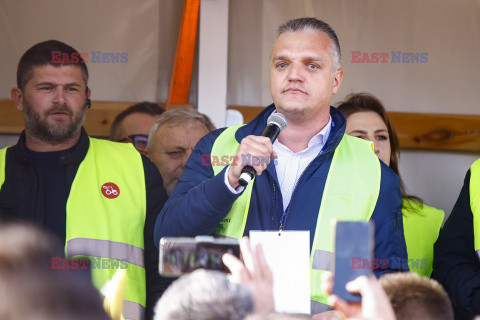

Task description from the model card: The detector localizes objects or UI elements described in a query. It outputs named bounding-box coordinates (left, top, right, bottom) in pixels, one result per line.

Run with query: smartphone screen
left=159, top=236, right=240, bottom=277
left=332, top=221, right=374, bottom=303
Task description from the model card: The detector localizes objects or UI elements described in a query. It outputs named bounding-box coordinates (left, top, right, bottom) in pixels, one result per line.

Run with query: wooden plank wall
left=1, top=99, right=479, bottom=152
left=229, top=106, right=480, bottom=153
left=0, top=99, right=137, bottom=137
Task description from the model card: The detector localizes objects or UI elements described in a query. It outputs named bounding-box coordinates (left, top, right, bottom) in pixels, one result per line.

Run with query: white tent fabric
left=227, top=0, right=480, bottom=115
left=0, top=0, right=161, bottom=101
left=0, top=0, right=478, bottom=214
left=2, top=0, right=479, bottom=115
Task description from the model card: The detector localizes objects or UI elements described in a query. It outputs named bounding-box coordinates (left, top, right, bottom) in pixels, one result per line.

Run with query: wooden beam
left=1, top=99, right=479, bottom=152
left=227, top=106, right=480, bottom=152
left=228, top=105, right=265, bottom=124
left=0, top=98, right=162, bottom=137
left=389, top=112, right=480, bottom=152
left=166, top=0, right=200, bottom=109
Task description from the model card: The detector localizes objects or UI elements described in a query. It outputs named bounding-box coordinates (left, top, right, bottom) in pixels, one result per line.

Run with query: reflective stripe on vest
left=123, top=301, right=145, bottom=320
left=402, top=199, right=444, bottom=277
left=470, top=159, right=480, bottom=259
left=0, top=148, right=6, bottom=191
left=66, top=238, right=145, bottom=268
left=210, top=126, right=380, bottom=312
left=65, top=138, right=146, bottom=320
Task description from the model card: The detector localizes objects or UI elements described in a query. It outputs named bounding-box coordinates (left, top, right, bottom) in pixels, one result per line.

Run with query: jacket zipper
left=271, top=179, right=277, bottom=229
left=278, top=151, right=331, bottom=231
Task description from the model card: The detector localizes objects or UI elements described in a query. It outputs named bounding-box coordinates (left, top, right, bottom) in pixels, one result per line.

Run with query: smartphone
left=159, top=236, right=241, bottom=277
left=332, top=221, right=374, bottom=303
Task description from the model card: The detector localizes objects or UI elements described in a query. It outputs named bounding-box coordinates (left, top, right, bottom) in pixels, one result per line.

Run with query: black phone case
left=332, top=221, right=374, bottom=303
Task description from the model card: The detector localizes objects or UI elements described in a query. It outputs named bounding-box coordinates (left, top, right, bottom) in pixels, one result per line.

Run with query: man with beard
left=0, top=40, right=168, bottom=320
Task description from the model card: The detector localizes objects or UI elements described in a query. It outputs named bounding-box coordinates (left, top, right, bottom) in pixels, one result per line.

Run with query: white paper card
left=249, top=230, right=310, bottom=314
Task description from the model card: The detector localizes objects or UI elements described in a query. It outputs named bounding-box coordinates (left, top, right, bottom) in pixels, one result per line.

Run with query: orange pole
left=166, top=0, right=200, bottom=110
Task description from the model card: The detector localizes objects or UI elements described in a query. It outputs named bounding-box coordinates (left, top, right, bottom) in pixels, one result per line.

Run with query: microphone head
left=267, top=113, right=287, bottom=132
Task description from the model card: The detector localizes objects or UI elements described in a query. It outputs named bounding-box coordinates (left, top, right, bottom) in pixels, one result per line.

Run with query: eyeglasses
left=118, top=134, right=149, bottom=154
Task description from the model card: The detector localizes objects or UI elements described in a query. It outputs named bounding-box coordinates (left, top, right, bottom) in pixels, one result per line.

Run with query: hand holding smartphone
left=332, top=221, right=374, bottom=303
left=159, top=236, right=241, bottom=277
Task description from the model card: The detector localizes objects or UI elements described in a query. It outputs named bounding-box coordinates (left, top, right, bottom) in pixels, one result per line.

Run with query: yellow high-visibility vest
left=0, top=148, right=6, bottom=189
left=402, top=199, right=444, bottom=277
left=470, top=160, right=480, bottom=259
left=0, top=138, right=147, bottom=320
left=210, top=125, right=381, bottom=312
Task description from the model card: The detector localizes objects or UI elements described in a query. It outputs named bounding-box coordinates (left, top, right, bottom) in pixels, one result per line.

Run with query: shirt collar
left=307, top=115, right=332, bottom=148
left=271, top=110, right=332, bottom=154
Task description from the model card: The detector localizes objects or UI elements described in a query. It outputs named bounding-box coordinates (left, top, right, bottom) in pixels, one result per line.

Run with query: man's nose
left=287, top=63, right=304, bottom=81
left=53, top=87, right=66, bottom=104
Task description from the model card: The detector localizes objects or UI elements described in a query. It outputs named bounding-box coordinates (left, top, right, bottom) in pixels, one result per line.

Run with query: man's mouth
left=49, top=112, right=70, bottom=118
left=47, top=108, right=73, bottom=117
left=283, top=87, right=306, bottom=94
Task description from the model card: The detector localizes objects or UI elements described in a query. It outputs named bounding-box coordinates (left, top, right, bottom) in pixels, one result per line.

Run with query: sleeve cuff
left=224, top=165, right=245, bottom=194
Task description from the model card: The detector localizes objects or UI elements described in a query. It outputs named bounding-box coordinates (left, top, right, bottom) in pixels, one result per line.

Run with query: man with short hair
left=146, top=108, right=215, bottom=196
left=155, top=237, right=273, bottom=320
left=110, top=101, right=164, bottom=155
left=379, top=272, right=454, bottom=320
left=155, top=269, right=253, bottom=320
left=154, top=17, right=408, bottom=315
left=0, top=40, right=168, bottom=320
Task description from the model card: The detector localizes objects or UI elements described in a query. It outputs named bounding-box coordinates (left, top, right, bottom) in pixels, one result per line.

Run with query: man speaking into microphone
left=154, top=17, right=408, bottom=313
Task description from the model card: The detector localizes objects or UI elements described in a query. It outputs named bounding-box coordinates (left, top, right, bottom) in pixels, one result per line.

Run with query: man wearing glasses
left=146, top=109, right=215, bottom=196
left=110, top=102, right=164, bottom=155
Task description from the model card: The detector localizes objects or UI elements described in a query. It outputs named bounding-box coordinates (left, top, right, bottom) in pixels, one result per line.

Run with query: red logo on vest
left=101, top=183, right=120, bottom=199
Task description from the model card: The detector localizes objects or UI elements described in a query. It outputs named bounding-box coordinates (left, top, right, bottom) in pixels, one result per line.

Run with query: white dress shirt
left=225, top=114, right=332, bottom=212
left=273, top=116, right=332, bottom=210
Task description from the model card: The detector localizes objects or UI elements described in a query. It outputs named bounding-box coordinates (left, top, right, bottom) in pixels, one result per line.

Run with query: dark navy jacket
left=154, top=104, right=408, bottom=274
left=433, top=169, right=480, bottom=319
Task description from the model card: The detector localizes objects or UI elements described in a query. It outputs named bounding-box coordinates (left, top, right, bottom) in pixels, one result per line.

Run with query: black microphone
left=238, top=113, right=287, bottom=187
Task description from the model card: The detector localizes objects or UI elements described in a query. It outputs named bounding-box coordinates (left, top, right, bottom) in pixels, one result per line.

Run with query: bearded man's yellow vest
left=209, top=125, right=381, bottom=312
left=0, top=138, right=146, bottom=320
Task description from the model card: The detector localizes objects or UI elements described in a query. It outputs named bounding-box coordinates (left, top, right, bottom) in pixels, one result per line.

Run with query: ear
left=332, top=69, right=344, bottom=95
left=11, top=88, right=25, bottom=111
left=87, top=86, right=91, bottom=99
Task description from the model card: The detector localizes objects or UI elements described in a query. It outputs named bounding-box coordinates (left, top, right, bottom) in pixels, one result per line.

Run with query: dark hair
left=110, top=102, right=164, bottom=140
left=277, top=17, right=341, bottom=72
left=17, top=40, right=89, bottom=90
left=337, top=93, right=423, bottom=208
left=379, top=272, right=454, bottom=320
